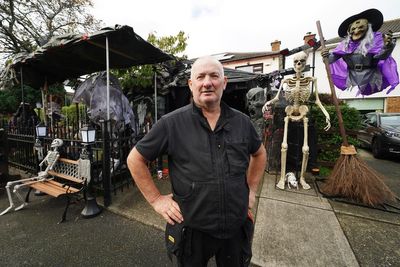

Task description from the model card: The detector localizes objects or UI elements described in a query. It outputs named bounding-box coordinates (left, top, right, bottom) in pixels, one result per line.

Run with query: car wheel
left=371, top=138, right=385, bottom=159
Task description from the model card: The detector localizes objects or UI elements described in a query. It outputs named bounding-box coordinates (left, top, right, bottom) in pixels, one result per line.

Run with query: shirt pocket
left=225, top=141, right=249, bottom=178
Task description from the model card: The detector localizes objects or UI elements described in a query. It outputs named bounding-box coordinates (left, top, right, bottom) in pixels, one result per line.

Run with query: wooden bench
left=22, top=158, right=89, bottom=223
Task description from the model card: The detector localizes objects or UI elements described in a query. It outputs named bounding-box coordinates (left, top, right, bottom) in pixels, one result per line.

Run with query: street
left=0, top=190, right=170, bottom=266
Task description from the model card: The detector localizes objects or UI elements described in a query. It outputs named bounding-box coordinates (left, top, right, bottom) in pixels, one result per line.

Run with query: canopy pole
left=106, top=36, right=110, bottom=121
left=154, top=69, right=157, bottom=123
left=20, top=67, right=25, bottom=123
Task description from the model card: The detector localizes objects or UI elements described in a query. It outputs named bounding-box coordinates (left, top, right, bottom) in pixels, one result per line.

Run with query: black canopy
left=8, top=25, right=173, bottom=89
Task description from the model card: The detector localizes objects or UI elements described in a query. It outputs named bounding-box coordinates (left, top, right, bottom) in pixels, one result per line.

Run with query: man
left=321, top=8, right=398, bottom=96
left=127, top=56, right=266, bottom=266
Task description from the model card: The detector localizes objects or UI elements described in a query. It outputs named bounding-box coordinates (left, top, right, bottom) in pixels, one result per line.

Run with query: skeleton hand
left=384, top=30, right=394, bottom=47
left=321, top=48, right=330, bottom=58
left=324, top=118, right=331, bottom=131
left=262, top=101, right=273, bottom=113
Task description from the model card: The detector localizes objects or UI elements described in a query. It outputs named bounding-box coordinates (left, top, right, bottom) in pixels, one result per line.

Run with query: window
left=236, top=63, right=263, bottom=74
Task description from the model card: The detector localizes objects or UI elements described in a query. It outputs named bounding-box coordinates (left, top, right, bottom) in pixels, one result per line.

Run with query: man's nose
left=203, top=76, right=212, bottom=87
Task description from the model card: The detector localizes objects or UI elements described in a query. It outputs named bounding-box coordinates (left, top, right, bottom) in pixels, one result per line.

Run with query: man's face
left=188, top=58, right=227, bottom=108
left=348, top=18, right=368, bottom=41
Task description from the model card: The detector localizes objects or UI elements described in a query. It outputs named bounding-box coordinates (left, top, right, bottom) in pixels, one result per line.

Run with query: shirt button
left=218, top=144, right=221, bottom=148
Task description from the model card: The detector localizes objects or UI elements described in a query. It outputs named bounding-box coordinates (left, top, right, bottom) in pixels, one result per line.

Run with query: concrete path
left=251, top=173, right=358, bottom=267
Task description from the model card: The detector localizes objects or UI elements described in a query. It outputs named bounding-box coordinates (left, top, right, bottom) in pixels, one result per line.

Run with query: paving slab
left=336, top=213, right=400, bottom=267
left=260, top=172, right=332, bottom=211
left=252, top=172, right=358, bottom=266
left=252, top=197, right=359, bottom=267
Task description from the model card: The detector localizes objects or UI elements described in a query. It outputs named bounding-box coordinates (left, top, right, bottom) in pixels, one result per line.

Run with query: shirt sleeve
left=135, top=118, right=168, bottom=161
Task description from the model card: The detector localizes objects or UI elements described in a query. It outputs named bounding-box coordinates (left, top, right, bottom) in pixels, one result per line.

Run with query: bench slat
left=48, top=170, right=84, bottom=184
left=58, top=158, right=79, bottom=165
left=22, top=179, right=80, bottom=198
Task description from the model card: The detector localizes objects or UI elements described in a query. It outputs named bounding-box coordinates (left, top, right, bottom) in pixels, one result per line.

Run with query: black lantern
left=35, top=122, right=47, bottom=138
left=80, top=125, right=96, bottom=144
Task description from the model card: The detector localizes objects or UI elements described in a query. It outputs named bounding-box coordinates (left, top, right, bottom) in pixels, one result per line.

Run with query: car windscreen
left=380, top=114, right=400, bottom=127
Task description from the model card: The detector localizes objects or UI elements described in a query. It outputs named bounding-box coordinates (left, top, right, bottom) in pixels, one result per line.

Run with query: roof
left=2, top=25, right=173, bottom=89
left=215, top=51, right=281, bottom=63
left=326, top=18, right=400, bottom=45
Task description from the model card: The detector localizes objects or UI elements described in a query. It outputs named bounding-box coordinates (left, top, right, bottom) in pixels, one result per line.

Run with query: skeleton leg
left=0, top=177, right=41, bottom=215
left=300, top=117, right=311, bottom=190
left=0, top=182, right=16, bottom=215
left=277, top=115, right=290, bottom=189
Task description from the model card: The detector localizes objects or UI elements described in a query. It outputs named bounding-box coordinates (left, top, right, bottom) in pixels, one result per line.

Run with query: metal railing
left=0, top=118, right=136, bottom=206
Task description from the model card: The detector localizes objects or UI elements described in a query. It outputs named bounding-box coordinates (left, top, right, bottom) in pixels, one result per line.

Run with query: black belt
left=348, top=64, right=372, bottom=71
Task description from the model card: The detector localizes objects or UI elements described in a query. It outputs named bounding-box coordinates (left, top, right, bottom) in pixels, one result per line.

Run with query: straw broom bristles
left=320, top=146, right=396, bottom=206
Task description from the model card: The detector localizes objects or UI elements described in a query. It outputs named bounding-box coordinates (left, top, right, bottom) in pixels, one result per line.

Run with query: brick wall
left=386, top=97, right=400, bottom=112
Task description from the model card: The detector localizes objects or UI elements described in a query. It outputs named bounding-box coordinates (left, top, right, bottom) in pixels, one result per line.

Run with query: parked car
left=357, top=112, right=400, bottom=158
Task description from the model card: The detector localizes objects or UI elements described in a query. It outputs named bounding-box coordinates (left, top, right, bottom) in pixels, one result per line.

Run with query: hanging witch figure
left=321, top=8, right=399, bottom=96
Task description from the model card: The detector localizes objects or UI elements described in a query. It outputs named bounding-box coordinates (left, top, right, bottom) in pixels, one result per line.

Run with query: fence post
left=101, top=120, right=111, bottom=206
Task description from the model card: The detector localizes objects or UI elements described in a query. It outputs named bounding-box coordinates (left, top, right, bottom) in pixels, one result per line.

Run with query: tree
left=114, top=31, right=188, bottom=93
left=0, top=0, right=101, bottom=60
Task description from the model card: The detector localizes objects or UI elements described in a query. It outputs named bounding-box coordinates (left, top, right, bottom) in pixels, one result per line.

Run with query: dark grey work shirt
left=135, top=102, right=261, bottom=239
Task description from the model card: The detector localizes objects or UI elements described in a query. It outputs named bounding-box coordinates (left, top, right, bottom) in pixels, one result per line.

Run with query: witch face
left=348, top=18, right=368, bottom=41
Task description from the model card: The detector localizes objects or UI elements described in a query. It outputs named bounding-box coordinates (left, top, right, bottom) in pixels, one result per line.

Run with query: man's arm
left=127, top=147, right=183, bottom=225
left=246, top=144, right=267, bottom=209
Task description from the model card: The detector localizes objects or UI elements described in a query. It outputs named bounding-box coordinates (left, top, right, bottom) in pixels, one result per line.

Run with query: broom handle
left=316, top=21, right=349, bottom=146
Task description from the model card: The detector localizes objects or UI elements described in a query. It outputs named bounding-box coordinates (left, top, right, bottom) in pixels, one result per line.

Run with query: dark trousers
left=177, top=218, right=254, bottom=267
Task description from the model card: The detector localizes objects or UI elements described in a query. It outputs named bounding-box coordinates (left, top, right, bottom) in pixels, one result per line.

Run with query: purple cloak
left=330, top=32, right=399, bottom=95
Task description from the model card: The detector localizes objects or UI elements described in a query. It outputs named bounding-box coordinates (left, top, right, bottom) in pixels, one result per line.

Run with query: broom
left=316, top=21, right=396, bottom=207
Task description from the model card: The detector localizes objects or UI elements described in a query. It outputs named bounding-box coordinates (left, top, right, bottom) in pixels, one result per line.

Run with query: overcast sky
left=90, top=0, right=399, bottom=58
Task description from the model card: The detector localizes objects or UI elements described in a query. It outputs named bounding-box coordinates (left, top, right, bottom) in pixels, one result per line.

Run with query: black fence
left=0, top=118, right=137, bottom=206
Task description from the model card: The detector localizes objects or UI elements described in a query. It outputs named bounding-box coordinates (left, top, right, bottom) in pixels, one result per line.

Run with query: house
left=214, top=40, right=284, bottom=74
left=215, top=18, right=400, bottom=113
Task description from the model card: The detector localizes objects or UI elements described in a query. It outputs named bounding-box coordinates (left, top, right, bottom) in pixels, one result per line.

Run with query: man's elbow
left=127, top=147, right=146, bottom=170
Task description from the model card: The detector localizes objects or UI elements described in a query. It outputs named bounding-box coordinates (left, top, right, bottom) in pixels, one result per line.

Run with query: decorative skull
left=285, top=172, right=298, bottom=189
left=50, top=138, right=63, bottom=148
left=293, top=52, right=308, bottom=73
left=246, top=87, right=266, bottom=119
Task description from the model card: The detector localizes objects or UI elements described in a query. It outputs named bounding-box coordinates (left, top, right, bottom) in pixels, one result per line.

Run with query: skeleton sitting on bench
left=262, top=51, right=331, bottom=190
left=0, top=139, right=63, bottom=216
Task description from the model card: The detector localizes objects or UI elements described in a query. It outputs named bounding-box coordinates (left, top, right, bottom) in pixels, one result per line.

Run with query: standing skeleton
left=262, top=52, right=331, bottom=190
left=0, top=139, right=63, bottom=216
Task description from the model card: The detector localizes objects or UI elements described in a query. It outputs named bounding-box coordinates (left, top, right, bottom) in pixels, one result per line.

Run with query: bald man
left=127, top=56, right=266, bottom=266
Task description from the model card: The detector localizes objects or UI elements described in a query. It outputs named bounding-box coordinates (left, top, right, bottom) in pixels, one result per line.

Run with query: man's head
left=188, top=56, right=227, bottom=109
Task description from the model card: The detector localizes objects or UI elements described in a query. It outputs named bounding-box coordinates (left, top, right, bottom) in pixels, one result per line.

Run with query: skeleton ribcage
left=284, top=78, right=312, bottom=104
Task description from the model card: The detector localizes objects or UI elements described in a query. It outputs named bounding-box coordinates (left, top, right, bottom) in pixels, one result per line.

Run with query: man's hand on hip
left=151, top=193, right=184, bottom=225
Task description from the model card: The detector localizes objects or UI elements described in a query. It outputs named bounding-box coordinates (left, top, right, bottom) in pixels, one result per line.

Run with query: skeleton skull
left=293, top=52, right=308, bottom=73
left=50, top=138, right=63, bottom=148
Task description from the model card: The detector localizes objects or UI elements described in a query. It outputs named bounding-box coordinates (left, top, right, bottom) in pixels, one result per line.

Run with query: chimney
left=270, top=40, right=281, bottom=51
left=303, top=32, right=316, bottom=45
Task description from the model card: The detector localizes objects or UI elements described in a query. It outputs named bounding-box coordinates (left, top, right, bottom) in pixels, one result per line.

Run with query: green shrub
left=310, top=102, right=361, bottom=164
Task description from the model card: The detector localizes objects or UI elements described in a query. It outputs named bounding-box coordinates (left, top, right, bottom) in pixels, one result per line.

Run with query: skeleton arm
left=262, top=79, right=286, bottom=113
left=312, top=78, right=331, bottom=131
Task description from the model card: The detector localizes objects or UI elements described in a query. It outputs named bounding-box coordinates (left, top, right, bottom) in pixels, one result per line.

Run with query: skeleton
left=262, top=52, right=331, bottom=190
left=0, top=139, right=63, bottom=216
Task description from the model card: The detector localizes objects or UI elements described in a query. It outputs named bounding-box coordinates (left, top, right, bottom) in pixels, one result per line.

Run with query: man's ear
left=223, top=76, right=228, bottom=90
left=188, top=79, right=193, bottom=91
